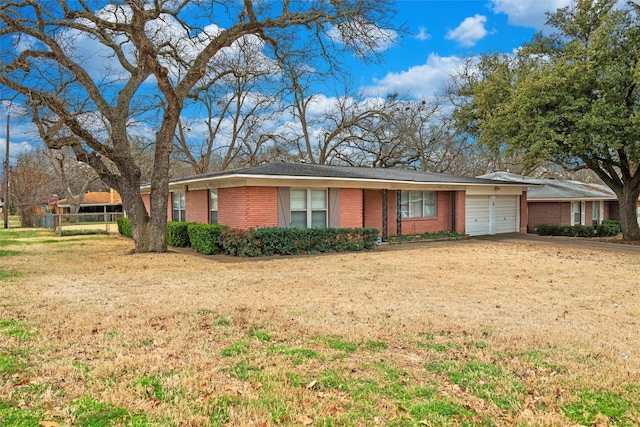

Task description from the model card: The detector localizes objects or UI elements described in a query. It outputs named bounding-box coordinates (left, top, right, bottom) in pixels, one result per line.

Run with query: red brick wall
left=528, top=202, right=568, bottom=231
left=364, top=190, right=458, bottom=237
left=186, top=189, right=209, bottom=224
left=362, top=189, right=398, bottom=236
left=606, top=201, right=620, bottom=221
left=455, top=191, right=466, bottom=234
left=520, top=192, right=527, bottom=232
left=339, top=188, right=364, bottom=228
left=218, top=186, right=278, bottom=229
left=400, top=191, right=452, bottom=236
left=246, top=187, right=278, bottom=229
left=219, top=187, right=247, bottom=228
left=167, top=193, right=174, bottom=220
left=363, top=189, right=382, bottom=232
left=142, top=194, right=151, bottom=215
left=560, top=203, right=571, bottom=225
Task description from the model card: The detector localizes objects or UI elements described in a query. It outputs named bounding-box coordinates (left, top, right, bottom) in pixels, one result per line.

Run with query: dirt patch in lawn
left=1, top=233, right=639, bottom=426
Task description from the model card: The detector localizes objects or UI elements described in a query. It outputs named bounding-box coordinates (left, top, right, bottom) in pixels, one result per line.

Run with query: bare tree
left=0, top=0, right=398, bottom=252
left=45, top=148, right=102, bottom=215
left=10, top=149, right=54, bottom=227
left=278, top=49, right=325, bottom=164
left=279, top=66, right=396, bottom=165
left=173, top=36, right=281, bottom=173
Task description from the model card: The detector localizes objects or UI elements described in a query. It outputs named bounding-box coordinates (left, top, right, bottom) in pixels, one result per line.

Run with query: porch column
left=396, top=190, right=402, bottom=236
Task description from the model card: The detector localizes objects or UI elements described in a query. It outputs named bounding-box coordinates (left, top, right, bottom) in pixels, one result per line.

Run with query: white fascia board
left=528, top=197, right=617, bottom=202
left=161, top=174, right=527, bottom=194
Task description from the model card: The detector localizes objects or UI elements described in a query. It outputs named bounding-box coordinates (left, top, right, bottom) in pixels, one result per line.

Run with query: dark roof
left=168, top=163, right=519, bottom=186
left=480, top=171, right=616, bottom=200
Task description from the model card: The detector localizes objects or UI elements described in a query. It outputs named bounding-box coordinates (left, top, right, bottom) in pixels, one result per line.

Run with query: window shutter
left=277, top=187, right=290, bottom=227
left=329, top=188, right=340, bottom=228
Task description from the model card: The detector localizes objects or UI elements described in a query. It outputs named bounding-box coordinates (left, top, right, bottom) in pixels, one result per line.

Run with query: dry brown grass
left=1, top=231, right=639, bottom=426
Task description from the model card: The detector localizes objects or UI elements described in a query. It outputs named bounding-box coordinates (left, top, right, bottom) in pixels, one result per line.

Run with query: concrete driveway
left=471, top=232, right=640, bottom=255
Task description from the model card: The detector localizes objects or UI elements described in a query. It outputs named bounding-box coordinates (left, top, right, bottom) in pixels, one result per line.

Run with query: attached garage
left=494, top=196, right=519, bottom=234
left=465, top=194, right=520, bottom=236
left=465, top=195, right=491, bottom=236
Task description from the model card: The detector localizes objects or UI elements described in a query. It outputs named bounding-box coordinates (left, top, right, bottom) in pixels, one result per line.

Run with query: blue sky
left=0, top=0, right=573, bottom=165
left=355, top=0, right=572, bottom=98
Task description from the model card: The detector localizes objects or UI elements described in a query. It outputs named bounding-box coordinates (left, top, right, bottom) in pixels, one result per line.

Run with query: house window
left=172, top=192, right=186, bottom=222
left=592, top=201, right=600, bottom=224
left=400, top=191, right=437, bottom=218
left=290, top=189, right=327, bottom=228
left=209, top=190, right=218, bottom=224
left=572, top=201, right=582, bottom=225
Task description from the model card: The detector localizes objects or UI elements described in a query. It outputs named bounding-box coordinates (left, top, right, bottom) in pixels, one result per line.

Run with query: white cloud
left=446, top=14, right=490, bottom=47
left=490, top=0, right=572, bottom=29
left=0, top=138, right=36, bottom=166
left=360, top=53, right=464, bottom=99
left=305, top=94, right=342, bottom=117
left=415, top=26, right=431, bottom=41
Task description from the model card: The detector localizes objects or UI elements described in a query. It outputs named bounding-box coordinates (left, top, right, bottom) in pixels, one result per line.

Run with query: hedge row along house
left=141, top=163, right=529, bottom=238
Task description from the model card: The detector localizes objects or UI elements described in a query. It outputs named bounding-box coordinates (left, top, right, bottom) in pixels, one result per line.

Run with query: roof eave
left=143, top=173, right=527, bottom=189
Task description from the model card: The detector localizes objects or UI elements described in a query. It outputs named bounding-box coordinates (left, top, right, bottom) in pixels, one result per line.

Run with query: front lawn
left=1, top=228, right=638, bottom=425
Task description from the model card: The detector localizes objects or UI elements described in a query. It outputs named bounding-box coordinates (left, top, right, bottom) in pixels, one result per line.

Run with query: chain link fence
left=35, top=212, right=124, bottom=235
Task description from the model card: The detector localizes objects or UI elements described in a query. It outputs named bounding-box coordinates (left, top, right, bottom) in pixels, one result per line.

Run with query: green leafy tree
left=0, top=0, right=397, bottom=252
left=453, top=0, right=640, bottom=240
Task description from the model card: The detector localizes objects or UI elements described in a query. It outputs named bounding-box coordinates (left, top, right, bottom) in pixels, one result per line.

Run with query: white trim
left=570, top=201, right=584, bottom=226
left=140, top=173, right=527, bottom=194
left=528, top=197, right=617, bottom=202
left=290, top=188, right=327, bottom=229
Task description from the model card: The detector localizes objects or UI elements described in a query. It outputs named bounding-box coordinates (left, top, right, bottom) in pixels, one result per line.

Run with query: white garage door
left=465, top=196, right=491, bottom=236
left=495, top=196, right=519, bottom=234
left=465, top=195, right=519, bottom=236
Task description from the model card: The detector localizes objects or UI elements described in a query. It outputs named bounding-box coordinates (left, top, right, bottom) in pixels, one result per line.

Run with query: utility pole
left=3, top=112, right=9, bottom=229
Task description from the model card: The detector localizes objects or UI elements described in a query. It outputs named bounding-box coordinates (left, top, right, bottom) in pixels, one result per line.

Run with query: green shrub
left=254, top=227, right=298, bottom=256
left=166, top=221, right=191, bottom=247
left=220, top=229, right=263, bottom=257
left=251, top=227, right=379, bottom=256
left=187, top=223, right=228, bottom=255
left=536, top=224, right=556, bottom=236
left=595, top=220, right=621, bottom=237
left=117, top=217, right=132, bottom=238
left=571, top=225, right=595, bottom=237
left=536, top=224, right=595, bottom=237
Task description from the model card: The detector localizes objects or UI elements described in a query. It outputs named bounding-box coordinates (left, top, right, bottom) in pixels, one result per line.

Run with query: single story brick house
left=141, top=163, right=529, bottom=238
left=480, top=172, right=621, bottom=232
left=54, top=189, right=124, bottom=215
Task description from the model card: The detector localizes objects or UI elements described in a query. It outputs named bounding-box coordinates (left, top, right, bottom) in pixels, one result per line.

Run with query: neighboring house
left=141, top=163, right=529, bottom=237
left=54, top=189, right=123, bottom=215
left=480, top=172, right=622, bottom=232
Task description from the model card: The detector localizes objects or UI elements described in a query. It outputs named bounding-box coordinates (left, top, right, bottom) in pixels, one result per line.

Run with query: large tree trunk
left=19, top=206, right=34, bottom=227
left=618, top=185, right=640, bottom=241
left=119, top=173, right=168, bottom=253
